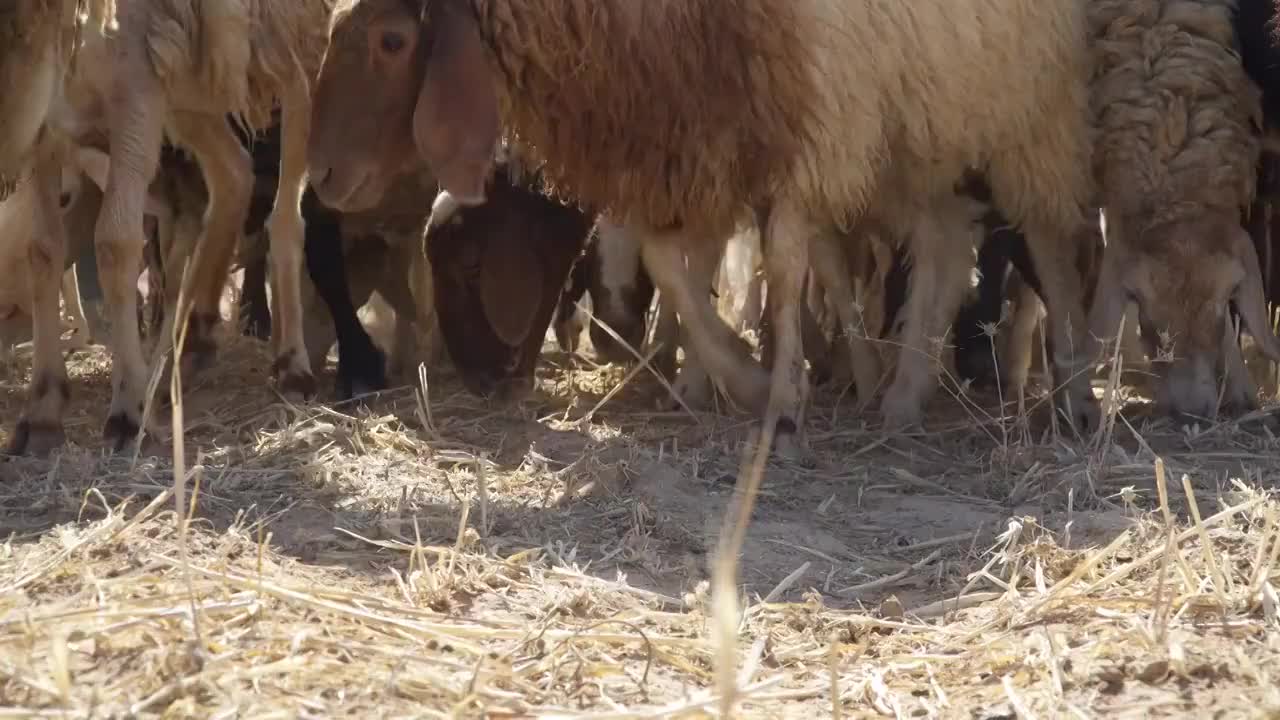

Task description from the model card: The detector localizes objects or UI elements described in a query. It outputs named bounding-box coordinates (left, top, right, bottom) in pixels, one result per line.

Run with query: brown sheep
left=307, top=0, right=1099, bottom=459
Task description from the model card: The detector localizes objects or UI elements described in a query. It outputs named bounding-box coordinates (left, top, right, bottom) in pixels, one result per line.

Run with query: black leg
left=302, top=190, right=386, bottom=401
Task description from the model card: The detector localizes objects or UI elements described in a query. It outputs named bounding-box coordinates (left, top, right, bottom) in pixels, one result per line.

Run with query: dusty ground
left=1, top=304, right=1279, bottom=717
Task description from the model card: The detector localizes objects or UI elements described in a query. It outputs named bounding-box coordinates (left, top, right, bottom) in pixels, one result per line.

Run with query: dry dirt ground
left=1, top=298, right=1279, bottom=717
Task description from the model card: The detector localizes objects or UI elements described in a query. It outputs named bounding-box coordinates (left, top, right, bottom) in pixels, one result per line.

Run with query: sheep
left=308, top=0, right=1100, bottom=457
left=238, top=136, right=587, bottom=404
left=0, top=159, right=93, bottom=353
left=423, top=160, right=594, bottom=400
left=556, top=219, right=658, bottom=366
left=550, top=220, right=730, bottom=405
left=9, top=0, right=337, bottom=455
left=0, top=0, right=115, bottom=192
left=1087, top=0, right=1279, bottom=419
left=301, top=175, right=443, bottom=401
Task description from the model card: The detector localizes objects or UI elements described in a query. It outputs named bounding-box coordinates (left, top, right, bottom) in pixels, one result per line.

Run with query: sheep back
left=477, top=0, right=1093, bottom=238
left=1089, top=0, right=1262, bottom=238
left=145, top=0, right=335, bottom=130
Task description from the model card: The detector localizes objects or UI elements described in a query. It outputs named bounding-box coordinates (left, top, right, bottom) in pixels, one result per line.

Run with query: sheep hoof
left=1058, top=390, right=1100, bottom=433
left=103, top=413, right=141, bottom=452
left=772, top=418, right=815, bottom=467
left=278, top=370, right=318, bottom=402
left=6, top=419, right=66, bottom=457
left=179, top=312, right=220, bottom=376
left=659, top=372, right=711, bottom=412
left=336, top=348, right=388, bottom=402
left=880, top=394, right=925, bottom=432
left=272, top=349, right=318, bottom=401
left=652, top=347, right=678, bottom=383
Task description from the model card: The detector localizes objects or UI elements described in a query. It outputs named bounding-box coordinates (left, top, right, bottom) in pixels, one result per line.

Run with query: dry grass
left=2, top=316, right=1280, bottom=717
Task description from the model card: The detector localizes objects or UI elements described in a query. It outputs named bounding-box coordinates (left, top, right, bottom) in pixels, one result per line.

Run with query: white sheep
left=0, top=163, right=90, bottom=354
left=9, top=0, right=336, bottom=455
left=307, top=0, right=1101, bottom=457
left=0, top=0, right=115, bottom=191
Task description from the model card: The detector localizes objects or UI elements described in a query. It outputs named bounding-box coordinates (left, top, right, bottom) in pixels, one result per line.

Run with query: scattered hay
left=1, top=325, right=1279, bottom=715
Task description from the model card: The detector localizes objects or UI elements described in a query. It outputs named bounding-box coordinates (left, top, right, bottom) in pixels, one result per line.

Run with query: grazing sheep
left=424, top=161, right=594, bottom=400
left=9, top=0, right=337, bottom=455
left=559, top=219, right=657, bottom=366
left=1088, top=0, right=1278, bottom=419
left=308, top=0, right=1100, bottom=456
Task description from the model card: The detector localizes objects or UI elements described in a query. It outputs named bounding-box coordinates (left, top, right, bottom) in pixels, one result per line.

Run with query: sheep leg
left=640, top=233, right=768, bottom=413
left=1022, top=224, right=1101, bottom=432
left=60, top=265, right=90, bottom=349
left=740, top=270, right=763, bottom=333
left=999, top=272, right=1041, bottom=397
left=760, top=203, right=815, bottom=461
left=406, top=240, right=444, bottom=369
left=1221, top=320, right=1257, bottom=414
left=389, top=306, right=418, bottom=378
left=303, top=217, right=386, bottom=401
left=9, top=152, right=72, bottom=455
left=165, top=112, right=253, bottom=379
left=651, top=294, right=680, bottom=381
left=96, top=86, right=165, bottom=449
left=880, top=206, right=975, bottom=429
left=377, top=242, right=424, bottom=378
left=238, top=246, right=272, bottom=339
left=810, top=231, right=882, bottom=405
left=658, top=239, right=723, bottom=410
left=265, top=84, right=318, bottom=399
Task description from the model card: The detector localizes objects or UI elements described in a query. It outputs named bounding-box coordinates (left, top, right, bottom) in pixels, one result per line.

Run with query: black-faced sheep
left=424, top=162, right=594, bottom=400
left=308, top=0, right=1100, bottom=457
left=240, top=142, right=590, bottom=405
left=9, top=0, right=338, bottom=455
left=1088, top=0, right=1279, bottom=420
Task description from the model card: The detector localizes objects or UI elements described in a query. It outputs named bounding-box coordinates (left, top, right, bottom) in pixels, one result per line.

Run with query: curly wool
left=1090, top=0, right=1262, bottom=240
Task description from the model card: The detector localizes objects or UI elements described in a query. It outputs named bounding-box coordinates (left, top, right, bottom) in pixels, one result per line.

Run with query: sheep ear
left=1231, top=224, right=1280, bottom=362
left=480, top=233, right=543, bottom=347
left=413, top=3, right=499, bottom=206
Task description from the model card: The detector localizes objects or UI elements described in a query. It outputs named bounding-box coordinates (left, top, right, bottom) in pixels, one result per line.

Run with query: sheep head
left=422, top=166, right=590, bottom=402
left=310, top=0, right=499, bottom=212
left=1090, top=211, right=1280, bottom=419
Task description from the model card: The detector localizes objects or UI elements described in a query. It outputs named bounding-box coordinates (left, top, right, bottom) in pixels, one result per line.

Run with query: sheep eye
left=380, top=31, right=405, bottom=54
